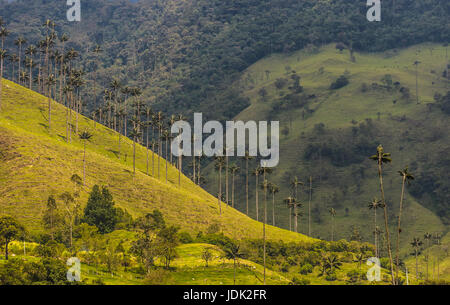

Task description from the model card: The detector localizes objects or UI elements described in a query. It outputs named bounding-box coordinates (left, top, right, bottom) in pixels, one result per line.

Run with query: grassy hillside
left=0, top=78, right=313, bottom=243
left=203, top=43, right=448, bottom=257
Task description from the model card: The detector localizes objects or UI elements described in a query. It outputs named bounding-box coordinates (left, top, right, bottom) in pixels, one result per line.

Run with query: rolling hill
left=203, top=43, right=449, bottom=257
left=0, top=78, right=313, bottom=243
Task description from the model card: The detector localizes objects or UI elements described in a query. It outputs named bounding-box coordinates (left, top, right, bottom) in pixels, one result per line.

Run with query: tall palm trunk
left=133, top=137, right=136, bottom=175
left=165, top=138, right=168, bottom=183
left=374, top=208, right=378, bottom=258
left=272, top=191, right=275, bottom=226
left=308, top=176, right=312, bottom=236
left=218, top=165, right=222, bottom=214
left=29, top=59, right=33, bottom=89
left=377, top=161, right=395, bottom=285
left=231, top=170, right=235, bottom=208
left=263, top=175, right=267, bottom=285
left=225, top=155, right=229, bottom=205
left=255, top=172, right=259, bottom=221
left=246, top=159, right=249, bottom=215
left=395, top=175, right=407, bottom=283
left=414, top=248, right=418, bottom=279
left=48, top=86, right=52, bottom=130
left=0, top=54, right=3, bottom=110
left=83, top=141, right=87, bottom=186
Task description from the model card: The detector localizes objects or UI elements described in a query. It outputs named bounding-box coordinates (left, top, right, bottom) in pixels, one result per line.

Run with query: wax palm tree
left=129, top=127, right=141, bottom=175
left=162, top=128, right=171, bottom=183
left=59, top=33, right=69, bottom=103
left=329, top=208, right=336, bottom=241
left=284, top=196, right=295, bottom=231
left=0, top=48, right=6, bottom=110
left=242, top=152, right=253, bottom=215
left=92, top=45, right=102, bottom=110
left=290, top=176, right=303, bottom=199
left=252, top=166, right=262, bottom=221
left=395, top=166, right=414, bottom=283
left=143, top=105, right=153, bottom=175
left=14, top=37, right=26, bottom=84
left=215, top=156, right=225, bottom=214
left=229, top=164, right=240, bottom=208
left=354, top=252, right=367, bottom=271
left=411, top=237, right=422, bottom=279
left=369, top=144, right=395, bottom=284
left=260, top=178, right=270, bottom=284
left=25, top=45, right=37, bottom=89
left=369, top=197, right=382, bottom=257
left=308, top=176, right=312, bottom=236
left=424, top=232, right=432, bottom=280
left=223, top=243, right=243, bottom=285
left=79, top=130, right=93, bottom=186
left=0, top=27, right=9, bottom=49
left=325, top=254, right=342, bottom=274
left=269, top=183, right=279, bottom=226
left=19, top=71, right=29, bottom=84
left=45, top=74, right=56, bottom=130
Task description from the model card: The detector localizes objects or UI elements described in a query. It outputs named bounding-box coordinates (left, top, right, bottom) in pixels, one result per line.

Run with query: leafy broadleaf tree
left=82, top=185, right=118, bottom=234
left=0, top=216, right=24, bottom=260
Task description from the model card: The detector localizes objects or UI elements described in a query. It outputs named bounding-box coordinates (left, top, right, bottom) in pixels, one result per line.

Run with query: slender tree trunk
left=374, top=208, right=378, bottom=258
left=263, top=176, right=267, bottom=285
left=378, top=161, right=395, bottom=285
left=415, top=249, right=418, bottom=279
left=232, top=172, right=235, bottom=208
left=83, top=141, right=86, bottom=186
left=48, top=86, right=52, bottom=130
left=308, top=176, right=312, bottom=236
left=255, top=173, right=259, bottom=221
left=0, top=56, right=3, bottom=110
left=272, top=192, right=275, bottom=226
left=29, top=60, right=32, bottom=89
left=395, top=176, right=407, bottom=283
left=225, top=155, right=229, bottom=205
left=133, top=138, right=136, bottom=175
left=218, top=165, right=222, bottom=214
left=246, top=159, right=249, bottom=215
left=165, top=139, right=168, bottom=183
left=331, top=215, right=334, bottom=241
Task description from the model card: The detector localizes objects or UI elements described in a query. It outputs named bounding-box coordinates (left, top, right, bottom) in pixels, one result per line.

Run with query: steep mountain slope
left=0, top=78, right=313, bottom=243
left=1, top=0, right=448, bottom=120
left=203, top=43, right=448, bottom=256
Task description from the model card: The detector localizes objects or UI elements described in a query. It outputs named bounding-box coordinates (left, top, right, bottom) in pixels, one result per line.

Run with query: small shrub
left=330, top=75, right=349, bottom=90
left=299, top=264, right=313, bottom=275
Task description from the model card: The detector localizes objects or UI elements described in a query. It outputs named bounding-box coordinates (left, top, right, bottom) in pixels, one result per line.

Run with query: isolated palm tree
left=369, top=197, right=382, bottom=257
left=242, top=152, right=253, bottom=215
left=261, top=178, right=270, bottom=285
left=269, top=183, right=279, bottom=226
left=162, top=129, right=170, bottom=183
left=411, top=237, right=422, bottom=279
left=329, top=208, right=336, bottom=241
left=229, top=164, right=240, bottom=208
left=325, top=254, right=342, bottom=274
left=223, top=243, right=242, bottom=285
left=369, top=144, right=395, bottom=284
left=79, top=130, right=93, bottom=186
left=395, top=166, right=414, bottom=283
left=14, top=37, right=26, bottom=84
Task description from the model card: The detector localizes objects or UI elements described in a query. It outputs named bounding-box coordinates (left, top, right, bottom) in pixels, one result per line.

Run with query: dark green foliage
left=330, top=75, right=349, bottom=90
left=178, top=232, right=194, bottom=244
left=1, top=0, right=448, bottom=120
left=0, top=258, right=68, bottom=285
left=0, top=216, right=24, bottom=260
left=82, top=185, right=118, bottom=234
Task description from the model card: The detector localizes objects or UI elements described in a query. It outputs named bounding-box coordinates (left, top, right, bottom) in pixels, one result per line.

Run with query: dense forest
left=0, top=0, right=448, bottom=120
